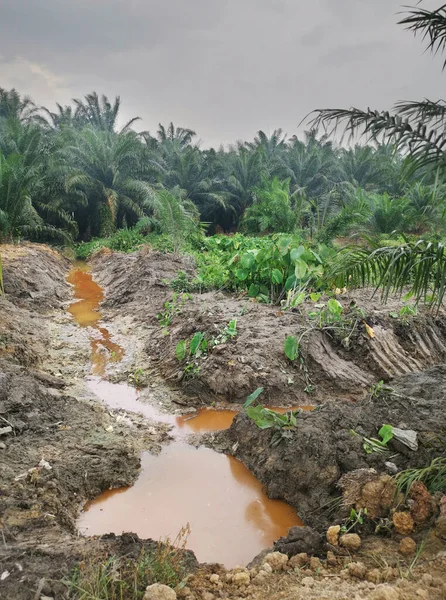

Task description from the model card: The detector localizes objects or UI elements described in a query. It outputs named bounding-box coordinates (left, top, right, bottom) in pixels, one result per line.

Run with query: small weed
left=212, top=319, right=238, bottom=346
left=390, top=304, right=418, bottom=325
left=128, top=368, right=145, bottom=386
left=284, top=335, right=299, bottom=361
left=65, top=525, right=191, bottom=599
left=368, top=380, right=394, bottom=399
left=340, top=507, right=368, bottom=534
left=351, top=424, right=394, bottom=454
left=243, top=387, right=303, bottom=446
left=157, top=293, right=191, bottom=328
left=396, top=457, right=446, bottom=495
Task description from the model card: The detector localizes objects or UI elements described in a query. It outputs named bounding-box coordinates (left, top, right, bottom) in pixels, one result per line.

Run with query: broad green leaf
left=378, top=424, right=394, bottom=446
left=284, top=335, right=299, bottom=361
left=285, top=274, right=297, bottom=291
left=271, top=268, right=283, bottom=284
left=290, top=246, right=305, bottom=262
left=190, top=332, right=204, bottom=356
left=291, top=292, right=306, bottom=307
left=327, top=298, right=343, bottom=316
left=310, top=292, right=321, bottom=302
left=294, top=259, right=307, bottom=279
left=243, top=387, right=264, bottom=408
left=175, top=340, right=187, bottom=361
left=248, top=283, right=260, bottom=297
left=277, top=236, right=292, bottom=256
left=235, top=268, right=249, bottom=281
left=241, top=252, right=256, bottom=269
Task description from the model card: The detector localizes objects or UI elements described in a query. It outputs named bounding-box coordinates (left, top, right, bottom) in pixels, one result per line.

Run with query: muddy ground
left=1, top=244, right=446, bottom=600
left=91, top=248, right=446, bottom=406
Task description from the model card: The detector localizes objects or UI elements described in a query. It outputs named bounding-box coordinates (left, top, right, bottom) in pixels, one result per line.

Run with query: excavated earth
left=0, top=243, right=445, bottom=600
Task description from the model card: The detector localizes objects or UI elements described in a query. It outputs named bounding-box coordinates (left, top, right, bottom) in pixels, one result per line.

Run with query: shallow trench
left=67, top=263, right=303, bottom=567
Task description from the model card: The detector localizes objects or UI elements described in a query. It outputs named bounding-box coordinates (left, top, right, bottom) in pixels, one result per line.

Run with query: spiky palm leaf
left=329, top=240, right=446, bottom=308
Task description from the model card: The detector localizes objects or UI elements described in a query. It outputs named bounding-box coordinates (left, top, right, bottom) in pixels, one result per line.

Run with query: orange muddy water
left=68, top=264, right=303, bottom=566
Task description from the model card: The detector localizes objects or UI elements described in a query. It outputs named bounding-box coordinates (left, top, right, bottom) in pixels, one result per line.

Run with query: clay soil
left=0, top=244, right=445, bottom=600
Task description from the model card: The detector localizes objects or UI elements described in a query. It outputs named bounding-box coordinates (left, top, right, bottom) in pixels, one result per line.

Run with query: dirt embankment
left=92, top=247, right=446, bottom=406
left=219, top=365, right=446, bottom=530
left=0, top=245, right=173, bottom=599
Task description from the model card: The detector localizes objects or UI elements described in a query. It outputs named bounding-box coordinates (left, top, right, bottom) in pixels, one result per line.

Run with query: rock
left=435, top=516, right=446, bottom=539
left=326, top=551, right=337, bottom=566
left=262, top=552, right=288, bottom=571
left=366, top=569, right=381, bottom=584
left=273, top=526, right=323, bottom=557
left=393, top=511, right=414, bottom=535
left=339, top=533, right=361, bottom=551
left=348, top=562, right=367, bottom=579
left=399, top=537, right=417, bottom=557
left=370, top=586, right=400, bottom=600
left=209, top=574, right=219, bottom=584
left=261, top=562, right=273, bottom=574
left=416, top=590, right=429, bottom=600
left=288, top=553, right=308, bottom=568
left=177, top=587, right=191, bottom=599
left=326, top=525, right=341, bottom=546
left=339, top=471, right=397, bottom=519
left=421, top=574, right=433, bottom=586
left=0, top=442, right=5, bottom=449
left=143, top=584, right=177, bottom=600
left=309, top=557, right=322, bottom=571
left=232, top=572, right=250, bottom=587
left=201, top=594, right=214, bottom=600
left=384, top=462, right=399, bottom=475
left=301, top=577, right=314, bottom=588
left=408, top=481, right=432, bottom=524
left=392, top=428, right=418, bottom=451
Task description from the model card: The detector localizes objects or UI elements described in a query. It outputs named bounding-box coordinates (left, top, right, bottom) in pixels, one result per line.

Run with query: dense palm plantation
left=0, top=86, right=441, bottom=244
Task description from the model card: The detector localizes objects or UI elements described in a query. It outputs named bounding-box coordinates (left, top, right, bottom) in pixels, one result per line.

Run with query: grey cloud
left=0, top=0, right=444, bottom=147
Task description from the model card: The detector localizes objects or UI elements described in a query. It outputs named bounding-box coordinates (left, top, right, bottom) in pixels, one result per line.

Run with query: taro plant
left=157, top=293, right=191, bottom=328
left=243, top=387, right=304, bottom=447
left=284, top=335, right=300, bottom=361
left=361, top=424, right=394, bottom=454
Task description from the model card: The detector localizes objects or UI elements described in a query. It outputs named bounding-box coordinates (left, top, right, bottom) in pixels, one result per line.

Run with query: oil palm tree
left=62, top=127, right=151, bottom=237
left=73, top=92, right=140, bottom=134
left=0, top=88, right=38, bottom=123
left=311, top=3, right=446, bottom=306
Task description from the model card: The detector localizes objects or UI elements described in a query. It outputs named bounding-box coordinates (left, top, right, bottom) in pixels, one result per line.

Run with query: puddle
left=67, top=263, right=124, bottom=376
left=78, top=445, right=302, bottom=566
left=68, top=264, right=303, bottom=566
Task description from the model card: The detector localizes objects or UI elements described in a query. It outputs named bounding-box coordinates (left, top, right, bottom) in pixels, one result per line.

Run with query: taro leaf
left=175, top=340, right=187, bottom=361
left=294, top=258, right=307, bottom=279
left=272, top=268, right=283, bottom=284
left=291, top=292, right=306, bottom=307
left=290, top=246, right=305, bottom=262
left=277, top=236, right=293, bottom=256
left=241, top=252, right=256, bottom=269
left=235, top=268, right=249, bottom=281
left=190, top=332, right=205, bottom=356
left=378, top=424, right=394, bottom=446
left=284, top=335, right=299, bottom=361
left=285, top=274, right=297, bottom=291
left=327, top=298, right=343, bottom=316
left=243, top=387, right=264, bottom=408
left=248, top=283, right=260, bottom=297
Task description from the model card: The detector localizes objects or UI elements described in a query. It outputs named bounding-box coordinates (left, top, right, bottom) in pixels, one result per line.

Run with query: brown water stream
left=68, top=264, right=302, bottom=566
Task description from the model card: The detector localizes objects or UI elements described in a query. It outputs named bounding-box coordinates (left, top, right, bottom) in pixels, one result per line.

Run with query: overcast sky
left=0, top=0, right=444, bottom=147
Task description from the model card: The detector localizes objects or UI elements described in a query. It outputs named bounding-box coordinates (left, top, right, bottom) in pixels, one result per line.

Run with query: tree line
left=1, top=87, right=443, bottom=246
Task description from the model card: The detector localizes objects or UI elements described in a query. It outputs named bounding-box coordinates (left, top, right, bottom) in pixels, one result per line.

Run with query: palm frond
left=399, top=4, right=446, bottom=68
left=329, top=240, right=446, bottom=308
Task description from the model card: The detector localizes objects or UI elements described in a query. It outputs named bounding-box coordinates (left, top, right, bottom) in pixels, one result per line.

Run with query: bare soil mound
left=222, top=364, right=446, bottom=530
left=92, top=248, right=446, bottom=406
